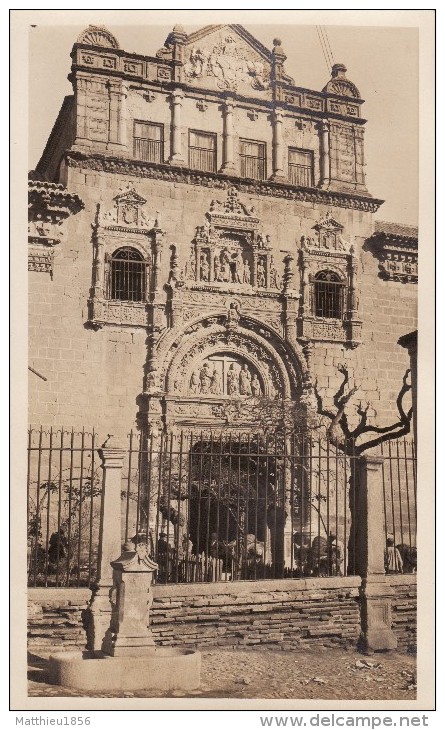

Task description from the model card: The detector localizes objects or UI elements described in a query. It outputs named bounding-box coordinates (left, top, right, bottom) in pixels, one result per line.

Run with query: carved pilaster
left=107, top=79, right=128, bottom=150
left=169, top=89, right=185, bottom=165
left=319, top=120, right=330, bottom=188
left=220, top=98, right=237, bottom=175
left=271, top=109, right=285, bottom=181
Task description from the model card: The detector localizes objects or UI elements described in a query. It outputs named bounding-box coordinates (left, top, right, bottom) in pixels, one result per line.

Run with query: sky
left=28, top=13, right=419, bottom=226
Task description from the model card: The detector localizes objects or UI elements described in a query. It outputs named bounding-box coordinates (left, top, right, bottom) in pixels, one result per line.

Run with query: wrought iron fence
left=381, top=438, right=417, bottom=574
left=27, top=428, right=101, bottom=587
left=27, top=427, right=417, bottom=587
left=123, top=430, right=362, bottom=583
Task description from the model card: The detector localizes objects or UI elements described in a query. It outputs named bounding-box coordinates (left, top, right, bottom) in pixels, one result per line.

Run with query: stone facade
left=29, top=23, right=417, bottom=440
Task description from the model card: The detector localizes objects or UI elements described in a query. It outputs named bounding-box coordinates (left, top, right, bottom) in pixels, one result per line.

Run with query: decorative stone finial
left=331, top=63, right=347, bottom=78
left=272, top=37, right=286, bottom=58
left=76, top=25, right=120, bottom=49
left=322, top=63, right=360, bottom=98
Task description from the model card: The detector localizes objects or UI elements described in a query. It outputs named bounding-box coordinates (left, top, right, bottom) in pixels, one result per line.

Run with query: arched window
left=109, top=247, right=147, bottom=302
left=314, top=270, right=344, bottom=319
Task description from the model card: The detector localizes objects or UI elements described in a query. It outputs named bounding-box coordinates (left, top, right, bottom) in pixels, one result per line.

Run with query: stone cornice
left=28, top=180, right=84, bottom=217
left=65, top=151, right=384, bottom=213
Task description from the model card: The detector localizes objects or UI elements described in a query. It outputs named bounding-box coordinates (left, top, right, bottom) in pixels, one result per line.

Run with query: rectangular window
left=288, top=148, right=314, bottom=187
left=189, top=130, right=217, bottom=172
left=240, top=139, right=266, bottom=180
left=133, top=121, right=164, bottom=163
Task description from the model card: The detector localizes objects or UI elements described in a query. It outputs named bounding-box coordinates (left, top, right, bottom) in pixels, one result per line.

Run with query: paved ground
left=28, top=648, right=416, bottom=701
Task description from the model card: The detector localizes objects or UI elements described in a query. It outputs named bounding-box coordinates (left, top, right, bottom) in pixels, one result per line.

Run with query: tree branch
left=313, top=379, right=336, bottom=421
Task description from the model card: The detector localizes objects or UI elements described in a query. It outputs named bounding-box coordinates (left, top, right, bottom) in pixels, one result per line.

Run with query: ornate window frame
left=88, top=186, right=164, bottom=329
left=297, top=212, right=362, bottom=347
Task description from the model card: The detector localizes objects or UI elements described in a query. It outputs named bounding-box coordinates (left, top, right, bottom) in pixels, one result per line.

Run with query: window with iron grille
left=133, top=121, right=163, bottom=163
left=188, top=130, right=217, bottom=172
left=288, top=148, right=314, bottom=187
left=109, top=247, right=147, bottom=302
left=314, top=270, right=345, bottom=319
left=239, top=139, right=266, bottom=180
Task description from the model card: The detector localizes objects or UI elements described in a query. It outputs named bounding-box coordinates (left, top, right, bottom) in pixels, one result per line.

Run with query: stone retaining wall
left=28, top=589, right=90, bottom=655
left=150, top=577, right=361, bottom=650
left=389, top=575, right=417, bottom=653
left=28, top=575, right=416, bottom=655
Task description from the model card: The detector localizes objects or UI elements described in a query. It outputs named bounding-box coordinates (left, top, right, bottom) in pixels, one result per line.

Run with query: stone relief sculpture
left=239, top=364, right=252, bottom=395
left=251, top=374, right=262, bottom=396
left=188, top=354, right=265, bottom=399
left=210, top=368, right=222, bottom=394
left=183, top=34, right=269, bottom=92
left=243, top=259, right=252, bottom=285
left=226, top=302, right=240, bottom=329
left=257, top=259, right=266, bottom=288
left=270, top=257, right=280, bottom=289
left=190, top=371, right=199, bottom=394
left=226, top=363, right=238, bottom=395
left=199, top=362, right=212, bottom=394
left=200, top=252, right=210, bottom=281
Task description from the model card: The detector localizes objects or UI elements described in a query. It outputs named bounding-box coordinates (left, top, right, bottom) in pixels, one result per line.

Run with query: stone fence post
left=357, top=453, right=397, bottom=651
left=84, top=436, right=125, bottom=653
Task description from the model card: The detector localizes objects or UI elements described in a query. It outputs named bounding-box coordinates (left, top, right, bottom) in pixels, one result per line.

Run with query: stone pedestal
left=357, top=454, right=397, bottom=651
left=103, top=542, right=158, bottom=657
left=84, top=438, right=125, bottom=654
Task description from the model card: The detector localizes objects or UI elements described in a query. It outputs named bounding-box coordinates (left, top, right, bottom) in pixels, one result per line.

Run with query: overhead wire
left=316, top=25, right=332, bottom=74
left=320, top=25, right=335, bottom=67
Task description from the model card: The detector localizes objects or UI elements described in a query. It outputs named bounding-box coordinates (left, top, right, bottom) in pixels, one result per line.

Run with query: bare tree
left=313, top=364, right=413, bottom=454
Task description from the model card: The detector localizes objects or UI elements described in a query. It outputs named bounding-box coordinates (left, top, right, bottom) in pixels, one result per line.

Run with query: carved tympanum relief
left=184, top=32, right=269, bottom=92
left=189, top=353, right=263, bottom=397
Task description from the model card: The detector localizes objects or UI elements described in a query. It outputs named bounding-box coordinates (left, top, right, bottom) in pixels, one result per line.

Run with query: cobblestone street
left=28, top=648, right=416, bottom=701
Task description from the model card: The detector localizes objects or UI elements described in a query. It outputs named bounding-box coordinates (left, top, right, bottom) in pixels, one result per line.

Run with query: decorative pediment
left=202, top=187, right=260, bottom=235
left=98, top=186, right=157, bottom=231
left=182, top=25, right=272, bottom=95
left=182, top=189, right=280, bottom=292
left=300, top=211, right=349, bottom=252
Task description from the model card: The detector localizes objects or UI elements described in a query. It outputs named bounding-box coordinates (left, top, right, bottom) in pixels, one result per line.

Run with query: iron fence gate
left=27, top=427, right=417, bottom=587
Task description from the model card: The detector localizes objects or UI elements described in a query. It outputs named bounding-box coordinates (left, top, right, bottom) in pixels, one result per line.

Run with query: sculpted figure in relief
left=199, top=362, right=212, bottom=394
left=220, top=250, right=231, bottom=282
left=239, top=364, right=252, bottom=396
left=251, top=374, right=262, bottom=396
left=210, top=368, right=222, bottom=395
left=270, top=258, right=280, bottom=289
left=234, top=251, right=244, bottom=284
left=200, top=253, right=210, bottom=281
left=227, top=363, right=238, bottom=395
left=190, top=371, right=199, bottom=394
left=243, top=259, right=252, bottom=285
left=185, top=47, right=207, bottom=78
left=257, top=259, right=266, bottom=288
left=214, top=256, right=221, bottom=282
